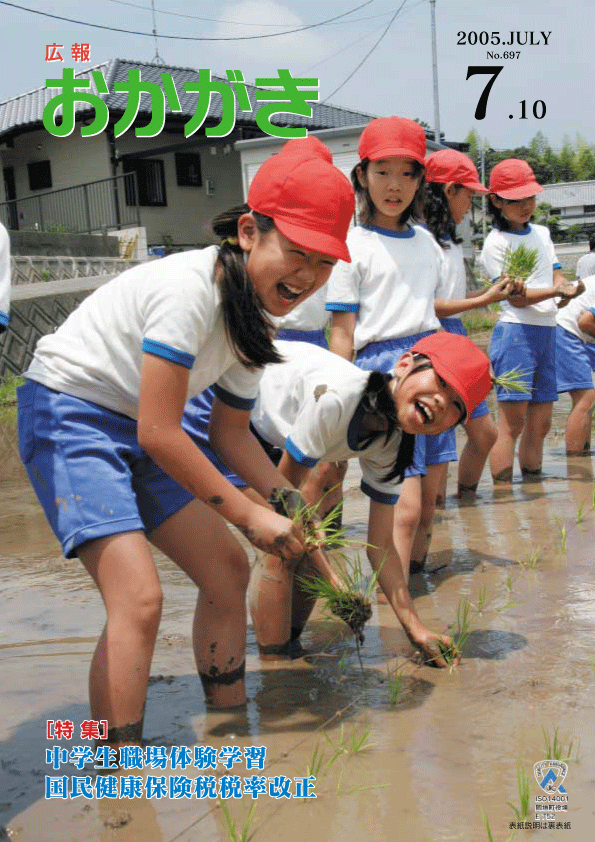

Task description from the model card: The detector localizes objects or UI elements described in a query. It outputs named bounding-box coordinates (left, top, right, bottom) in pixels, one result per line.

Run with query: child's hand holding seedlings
left=405, top=625, right=460, bottom=669
left=482, top=276, right=518, bottom=305
left=555, top=278, right=586, bottom=308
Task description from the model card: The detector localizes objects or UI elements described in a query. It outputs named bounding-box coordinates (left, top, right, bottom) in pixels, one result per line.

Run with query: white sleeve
left=433, top=240, right=450, bottom=299
left=325, top=248, right=362, bottom=312
left=285, top=391, right=344, bottom=466
left=215, top=361, right=263, bottom=409
left=141, top=270, right=217, bottom=369
left=359, top=441, right=401, bottom=505
left=479, top=233, right=506, bottom=281
left=0, top=223, right=10, bottom=333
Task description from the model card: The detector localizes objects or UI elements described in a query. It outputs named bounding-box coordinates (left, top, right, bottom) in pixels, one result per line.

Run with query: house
left=0, top=58, right=375, bottom=249
left=540, top=179, right=595, bottom=234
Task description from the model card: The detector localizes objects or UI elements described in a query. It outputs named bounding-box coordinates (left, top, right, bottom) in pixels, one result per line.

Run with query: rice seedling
left=386, top=664, right=404, bottom=706
left=576, top=502, right=584, bottom=524
left=589, top=654, right=595, bottom=680
left=305, top=739, right=342, bottom=778
left=438, top=594, right=472, bottom=668
left=591, top=481, right=595, bottom=511
left=558, top=521, right=567, bottom=554
left=480, top=810, right=515, bottom=842
left=517, top=545, right=541, bottom=572
left=542, top=726, right=579, bottom=762
left=297, top=552, right=382, bottom=664
left=501, top=243, right=539, bottom=281
left=325, top=722, right=373, bottom=758
left=218, top=798, right=257, bottom=842
left=492, top=365, right=531, bottom=396
left=506, top=763, right=532, bottom=824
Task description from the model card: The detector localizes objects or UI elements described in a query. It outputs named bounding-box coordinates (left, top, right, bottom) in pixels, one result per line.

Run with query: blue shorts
left=555, top=326, right=594, bottom=393
left=489, top=321, right=558, bottom=403
left=440, top=318, right=490, bottom=419
left=356, top=332, right=458, bottom=476
left=17, top=380, right=193, bottom=558
left=585, top=342, right=595, bottom=371
left=182, top=387, right=247, bottom=488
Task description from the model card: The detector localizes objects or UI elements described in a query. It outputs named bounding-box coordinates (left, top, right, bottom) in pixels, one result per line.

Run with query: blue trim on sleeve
left=285, top=437, right=319, bottom=467
left=360, top=480, right=399, bottom=505
left=553, top=262, right=562, bottom=269
left=507, top=225, right=531, bottom=235
left=589, top=308, right=595, bottom=318
left=0, top=311, right=8, bottom=331
left=213, top=384, right=256, bottom=411
left=142, top=337, right=195, bottom=369
left=491, top=276, right=500, bottom=283
left=325, top=301, right=359, bottom=312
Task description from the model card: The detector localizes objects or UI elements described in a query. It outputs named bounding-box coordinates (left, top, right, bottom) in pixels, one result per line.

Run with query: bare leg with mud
left=518, top=400, right=553, bottom=478
left=410, top=462, right=448, bottom=574
left=149, top=498, right=250, bottom=708
left=564, top=388, right=595, bottom=455
left=457, top=413, right=498, bottom=498
left=490, top=400, right=528, bottom=484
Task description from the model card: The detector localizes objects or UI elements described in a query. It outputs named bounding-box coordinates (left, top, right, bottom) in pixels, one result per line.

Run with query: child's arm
left=329, top=310, right=356, bottom=361
left=137, top=353, right=306, bottom=558
left=577, top=310, right=595, bottom=339
left=434, top=277, right=512, bottom=318
left=368, top=499, right=456, bottom=667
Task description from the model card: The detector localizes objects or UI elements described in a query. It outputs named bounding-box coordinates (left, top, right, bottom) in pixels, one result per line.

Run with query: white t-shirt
left=576, top=252, right=595, bottom=280
left=251, top=340, right=405, bottom=504
left=0, top=222, right=10, bottom=333
left=26, top=247, right=262, bottom=419
left=479, top=224, right=561, bottom=326
left=325, top=225, right=444, bottom=351
left=556, top=274, right=595, bottom=344
left=275, top=286, right=329, bottom=333
left=431, top=238, right=466, bottom=318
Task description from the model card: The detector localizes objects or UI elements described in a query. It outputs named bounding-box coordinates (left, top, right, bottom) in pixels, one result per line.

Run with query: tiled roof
left=0, top=57, right=374, bottom=139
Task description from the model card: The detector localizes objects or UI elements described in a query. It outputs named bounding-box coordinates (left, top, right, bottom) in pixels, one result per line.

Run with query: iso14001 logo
left=533, top=760, right=569, bottom=825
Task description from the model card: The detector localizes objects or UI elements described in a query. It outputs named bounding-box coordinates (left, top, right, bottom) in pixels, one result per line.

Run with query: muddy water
left=1, top=395, right=595, bottom=842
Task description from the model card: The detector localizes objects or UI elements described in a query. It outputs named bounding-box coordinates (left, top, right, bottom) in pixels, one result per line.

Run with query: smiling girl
left=16, top=139, right=354, bottom=748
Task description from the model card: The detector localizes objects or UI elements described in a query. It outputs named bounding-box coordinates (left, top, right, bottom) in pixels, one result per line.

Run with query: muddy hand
left=556, top=279, right=585, bottom=300
left=406, top=628, right=460, bottom=669
left=239, top=506, right=306, bottom=563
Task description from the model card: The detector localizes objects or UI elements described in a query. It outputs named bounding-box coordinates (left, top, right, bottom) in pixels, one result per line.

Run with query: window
left=27, top=160, right=52, bottom=191
left=175, top=152, right=202, bottom=187
left=123, top=158, right=167, bottom=207
left=584, top=204, right=595, bottom=214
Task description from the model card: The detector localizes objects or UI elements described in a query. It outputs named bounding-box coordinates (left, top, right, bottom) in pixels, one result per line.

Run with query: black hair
left=351, top=158, right=426, bottom=228
left=359, top=370, right=415, bottom=483
left=589, top=235, right=595, bottom=252
left=422, top=181, right=465, bottom=248
left=211, top=204, right=282, bottom=370
left=486, top=194, right=534, bottom=231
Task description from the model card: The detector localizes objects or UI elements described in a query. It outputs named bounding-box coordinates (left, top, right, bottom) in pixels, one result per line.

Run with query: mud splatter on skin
left=493, top=466, right=513, bottom=483
left=95, top=718, right=144, bottom=747
left=208, top=495, right=224, bottom=505
left=237, top=525, right=302, bottom=563
left=209, top=642, right=217, bottom=653
left=199, top=661, right=246, bottom=685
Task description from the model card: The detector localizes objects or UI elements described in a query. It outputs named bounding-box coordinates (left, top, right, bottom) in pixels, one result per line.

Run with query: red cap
left=358, top=115, right=426, bottom=164
left=425, top=149, right=487, bottom=192
left=410, top=332, right=492, bottom=421
left=488, top=158, right=542, bottom=199
left=248, top=145, right=354, bottom=263
left=277, top=135, right=333, bottom=164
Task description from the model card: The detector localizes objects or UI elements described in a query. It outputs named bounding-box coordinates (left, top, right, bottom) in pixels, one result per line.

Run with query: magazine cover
left=0, top=2, right=593, bottom=840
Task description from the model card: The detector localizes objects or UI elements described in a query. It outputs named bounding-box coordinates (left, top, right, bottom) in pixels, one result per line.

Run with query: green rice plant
left=558, top=521, right=567, bottom=554
left=480, top=810, right=515, bottom=842
left=542, top=726, right=579, bottom=762
left=475, top=585, right=492, bottom=613
left=506, top=763, right=532, bottom=824
left=386, top=664, right=404, bottom=706
left=492, top=365, right=531, bottom=396
left=336, top=768, right=388, bottom=796
left=576, top=502, right=584, bottom=524
left=517, top=545, right=541, bottom=571
left=297, top=552, right=382, bottom=662
left=589, top=654, right=595, bottom=680
left=305, top=739, right=341, bottom=778
left=438, top=594, right=472, bottom=668
left=218, top=798, right=257, bottom=842
left=324, top=723, right=373, bottom=758
left=591, top=482, right=595, bottom=511
left=501, top=243, right=539, bottom=281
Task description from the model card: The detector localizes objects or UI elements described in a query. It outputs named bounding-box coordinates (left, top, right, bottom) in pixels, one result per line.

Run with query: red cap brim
left=367, top=145, right=426, bottom=165
left=274, top=216, right=351, bottom=263
left=492, top=182, right=543, bottom=200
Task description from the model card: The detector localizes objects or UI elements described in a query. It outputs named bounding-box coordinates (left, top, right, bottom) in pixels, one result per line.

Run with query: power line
left=0, top=0, right=375, bottom=41
left=322, top=0, right=409, bottom=102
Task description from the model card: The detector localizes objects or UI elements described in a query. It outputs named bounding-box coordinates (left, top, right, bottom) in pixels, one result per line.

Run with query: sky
left=0, top=0, right=593, bottom=151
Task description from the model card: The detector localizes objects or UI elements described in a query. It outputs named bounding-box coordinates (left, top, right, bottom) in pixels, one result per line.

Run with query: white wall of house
left=114, top=132, right=245, bottom=247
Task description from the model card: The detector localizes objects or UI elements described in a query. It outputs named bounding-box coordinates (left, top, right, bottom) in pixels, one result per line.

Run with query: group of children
left=14, top=115, right=588, bottom=749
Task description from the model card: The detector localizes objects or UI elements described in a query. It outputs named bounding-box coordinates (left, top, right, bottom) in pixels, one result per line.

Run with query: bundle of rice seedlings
left=492, top=364, right=531, bottom=396
left=297, top=553, right=381, bottom=648
left=501, top=243, right=539, bottom=281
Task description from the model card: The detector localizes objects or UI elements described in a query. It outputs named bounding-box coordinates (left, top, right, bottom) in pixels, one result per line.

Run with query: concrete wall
left=9, top=231, right=120, bottom=257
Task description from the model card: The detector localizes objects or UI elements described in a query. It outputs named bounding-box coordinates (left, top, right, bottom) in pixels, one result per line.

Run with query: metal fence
left=0, top=172, right=141, bottom=234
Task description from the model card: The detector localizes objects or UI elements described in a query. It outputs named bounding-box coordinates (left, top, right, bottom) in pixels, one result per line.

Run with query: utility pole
left=481, top=144, right=487, bottom=240
left=429, top=0, right=441, bottom=144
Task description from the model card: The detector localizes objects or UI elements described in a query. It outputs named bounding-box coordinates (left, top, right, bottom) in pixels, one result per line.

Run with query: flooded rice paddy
left=1, top=389, right=594, bottom=842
